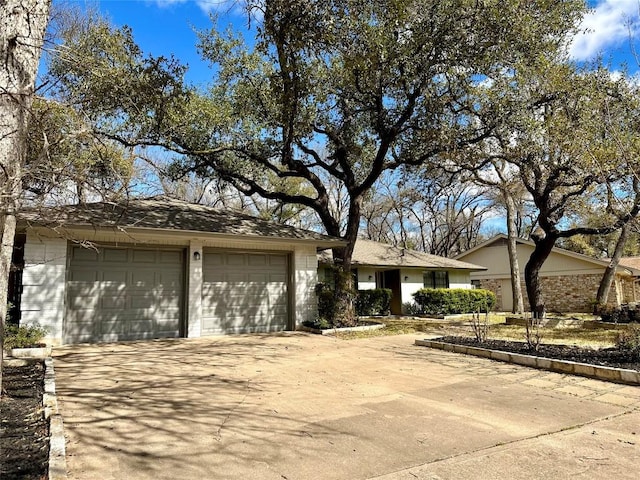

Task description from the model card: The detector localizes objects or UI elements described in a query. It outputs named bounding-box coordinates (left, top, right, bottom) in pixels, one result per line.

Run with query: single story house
left=12, top=198, right=343, bottom=345
left=318, top=239, right=487, bottom=314
left=455, top=234, right=640, bottom=313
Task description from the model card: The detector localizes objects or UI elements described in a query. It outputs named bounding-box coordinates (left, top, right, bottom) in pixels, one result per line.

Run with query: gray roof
left=20, top=198, right=343, bottom=245
left=319, top=239, right=486, bottom=271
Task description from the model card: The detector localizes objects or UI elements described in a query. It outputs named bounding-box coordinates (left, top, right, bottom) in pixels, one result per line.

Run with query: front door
left=379, top=269, right=402, bottom=315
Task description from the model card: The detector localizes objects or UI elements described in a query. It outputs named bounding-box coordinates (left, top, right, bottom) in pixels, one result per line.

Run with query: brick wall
left=475, top=278, right=503, bottom=311
left=475, top=274, right=628, bottom=313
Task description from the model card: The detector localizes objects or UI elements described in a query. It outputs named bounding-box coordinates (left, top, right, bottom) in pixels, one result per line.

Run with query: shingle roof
left=619, top=256, right=640, bottom=271
left=318, top=238, right=486, bottom=270
left=20, top=198, right=343, bottom=245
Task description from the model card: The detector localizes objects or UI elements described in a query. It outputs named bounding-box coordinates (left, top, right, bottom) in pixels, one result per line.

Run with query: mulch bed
left=1, top=362, right=49, bottom=480
left=438, top=336, right=640, bottom=371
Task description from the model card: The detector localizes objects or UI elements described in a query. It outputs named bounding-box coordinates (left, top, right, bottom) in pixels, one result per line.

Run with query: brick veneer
left=475, top=274, right=637, bottom=313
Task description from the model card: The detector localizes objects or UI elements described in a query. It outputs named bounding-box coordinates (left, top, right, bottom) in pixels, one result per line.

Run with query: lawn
left=336, top=314, right=624, bottom=348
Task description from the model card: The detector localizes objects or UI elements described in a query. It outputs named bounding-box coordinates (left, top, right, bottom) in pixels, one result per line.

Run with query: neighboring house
left=318, top=239, right=487, bottom=314
left=13, top=199, right=343, bottom=345
left=455, top=234, right=640, bottom=313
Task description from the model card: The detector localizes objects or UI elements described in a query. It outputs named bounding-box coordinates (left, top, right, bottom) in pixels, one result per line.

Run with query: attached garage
left=202, top=250, right=289, bottom=334
left=65, top=245, right=185, bottom=343
left=17, top=199, right=342, bottom=345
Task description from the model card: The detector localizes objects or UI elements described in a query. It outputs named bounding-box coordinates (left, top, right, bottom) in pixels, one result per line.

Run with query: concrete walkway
left=53, top=333, right=640, bottom=479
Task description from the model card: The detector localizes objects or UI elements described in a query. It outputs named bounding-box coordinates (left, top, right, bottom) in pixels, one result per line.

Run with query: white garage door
left=65, top=246, right=184, bottom=344
left=202, top=250, right=289, bottom=334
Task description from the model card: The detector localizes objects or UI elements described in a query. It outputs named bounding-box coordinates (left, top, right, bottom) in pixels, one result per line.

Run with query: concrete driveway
left=53, top=333, right=640, bottom=479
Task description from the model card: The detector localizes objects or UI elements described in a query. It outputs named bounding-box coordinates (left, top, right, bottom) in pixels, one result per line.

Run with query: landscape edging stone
left=415, top=339, right=640, bottom=385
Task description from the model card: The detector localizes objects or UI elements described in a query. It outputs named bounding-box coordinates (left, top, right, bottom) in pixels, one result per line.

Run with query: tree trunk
left=524, top=233, right=556, bottom=318
left=596, top=223, right=631, bottom=308
left=326, top=195, right=362, bottom=327
left=0, top=0, right=51, bottom=395
left=504, top=190, right=525, bottom=314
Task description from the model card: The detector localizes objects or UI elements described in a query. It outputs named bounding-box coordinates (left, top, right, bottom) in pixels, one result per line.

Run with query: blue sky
left=65, top=0, right=640, bottom=85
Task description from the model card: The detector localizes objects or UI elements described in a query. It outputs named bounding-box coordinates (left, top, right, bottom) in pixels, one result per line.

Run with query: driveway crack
left=214, top=378, right=253, bottom=442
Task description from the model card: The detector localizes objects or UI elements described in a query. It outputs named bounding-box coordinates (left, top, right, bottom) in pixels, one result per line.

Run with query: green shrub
left=302, top=318, right=332, bottom=330
left=616, top=323, right=640, bottom=359
left=3, top=323, right=48, bottom=350
left=412, top=288, right=496, bottom=315
left=402, top=302, right=424, bottom=315
left=356, top=289, right=392, bottom=316
left=315, top=282, right=337, bottom=324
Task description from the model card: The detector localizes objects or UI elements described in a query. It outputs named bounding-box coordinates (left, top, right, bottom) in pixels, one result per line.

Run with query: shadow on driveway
left=53, top=333, right=640, bottom=480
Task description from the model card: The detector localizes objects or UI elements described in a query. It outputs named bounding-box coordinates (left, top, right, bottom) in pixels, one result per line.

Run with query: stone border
left=297, top=323, right=386, bottom=335
left=44, top=358, right=68, bottom=480
left=505, top=317, right=629, bottom=330
left=415, top=339, right=640, bottom=386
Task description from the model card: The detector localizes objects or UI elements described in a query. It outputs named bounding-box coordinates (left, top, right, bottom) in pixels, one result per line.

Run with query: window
left=471, top=279, right=481, bottom=289
left=423, top=271, right=449, bottom=289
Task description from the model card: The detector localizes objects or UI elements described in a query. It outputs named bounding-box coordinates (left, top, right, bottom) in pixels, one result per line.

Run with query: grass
left=334, top=314, right=625, bottom=348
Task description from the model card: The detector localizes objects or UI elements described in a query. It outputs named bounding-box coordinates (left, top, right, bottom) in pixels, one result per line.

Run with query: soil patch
left=439, top=336, right=640, bottom=371
left=1, top=362, right=49, bottom=480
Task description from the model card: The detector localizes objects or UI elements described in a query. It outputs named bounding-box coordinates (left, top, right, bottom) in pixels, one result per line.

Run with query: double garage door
left=65, top=246, right=290, bottom=343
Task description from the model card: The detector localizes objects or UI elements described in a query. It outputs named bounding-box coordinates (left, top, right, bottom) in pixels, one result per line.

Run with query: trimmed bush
left=596, top=303, right=640, bottom=323
left=412, top=288, right=496, bottom=315
left=315, top=282, right=337, bottom=323
left=356, top=289, right=392, bottom=316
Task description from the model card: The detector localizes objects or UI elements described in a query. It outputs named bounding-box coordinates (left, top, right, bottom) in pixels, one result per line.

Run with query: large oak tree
left=53, top=0, right=586, bottom=324
left=471, top=62, right=640, bottom=316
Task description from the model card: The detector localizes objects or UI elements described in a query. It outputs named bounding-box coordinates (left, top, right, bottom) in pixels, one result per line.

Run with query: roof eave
left=25, top=223, right=345, bottom=248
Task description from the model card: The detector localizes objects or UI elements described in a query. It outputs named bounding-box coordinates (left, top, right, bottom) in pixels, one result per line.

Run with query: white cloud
left=150, top=0, right=246, bottom=15
left=570, top=0, right=640, bottom=61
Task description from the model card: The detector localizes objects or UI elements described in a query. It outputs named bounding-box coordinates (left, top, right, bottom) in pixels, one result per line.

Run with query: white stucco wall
left=356, top=267, right=376, bottom=290
left=21, top=234, right=67, bottom=346
left=399, top=269, right=424, bottom=305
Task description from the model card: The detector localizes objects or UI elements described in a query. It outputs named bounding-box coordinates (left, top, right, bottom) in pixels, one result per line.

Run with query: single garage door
left=65, top=246, right=185, bottom=344
left=202, top=250, right=289, bottom=334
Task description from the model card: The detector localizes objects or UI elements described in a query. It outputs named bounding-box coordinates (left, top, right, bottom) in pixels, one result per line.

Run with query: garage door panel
left=68, top=289, right=99, bottom=309
left=156, top=273, right=183, bottom=288
left=226, top=254, right=245, bottom=266
left=103, top=249, right=128, bottom=262
left=202, top=250, right=288, bottom=335
left=269, top=255, right=287, bottom=266
left=132, top=250, right=157, bottom=263
left=68, top=269, right=98, bottom=283
left=71, top=247, right=99, bottom=262
left=100, top=294, right=127, bottom=310
left=130, top=294, right=155, bottom=309
left=248, top=273, right=269, bottom=283
left=128, top=319, right=154, bottom=333
left=159, top=251, right=182, bottom=264
left=100, top=318, right=129, bottom=335
left=248, top=254, right=267, bottom=266
left=66, top=246, right=184, bottom=344
left=130, top=270, right=156, bottom=286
